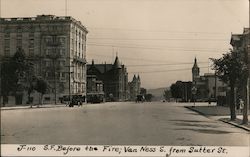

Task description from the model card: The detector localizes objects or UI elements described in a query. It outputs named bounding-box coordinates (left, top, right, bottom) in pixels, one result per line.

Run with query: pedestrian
left=239, top=99, right=244, bottom=113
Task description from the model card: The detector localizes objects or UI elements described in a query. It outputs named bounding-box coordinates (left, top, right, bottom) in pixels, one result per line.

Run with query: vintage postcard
left=0, top=0, right=249, bottom=157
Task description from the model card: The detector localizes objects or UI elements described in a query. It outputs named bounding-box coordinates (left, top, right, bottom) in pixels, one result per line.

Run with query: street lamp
left=65, top=65, right=74, bottom=104
left=192, top=82, right=197, bottom=107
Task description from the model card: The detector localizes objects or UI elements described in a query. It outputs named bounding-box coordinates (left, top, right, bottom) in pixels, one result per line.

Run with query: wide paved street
left=1, top=102, right=249, bottom=146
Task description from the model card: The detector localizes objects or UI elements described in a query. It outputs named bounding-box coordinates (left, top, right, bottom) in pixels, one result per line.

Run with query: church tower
left=192, top=57, right=200, bottom=82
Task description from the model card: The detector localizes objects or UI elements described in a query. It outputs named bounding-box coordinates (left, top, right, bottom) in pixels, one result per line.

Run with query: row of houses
left=0, top=15, right=141, bottom=105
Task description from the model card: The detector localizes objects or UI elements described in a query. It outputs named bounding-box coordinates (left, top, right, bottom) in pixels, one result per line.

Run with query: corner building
left=0, top=15, right=88, bottom=104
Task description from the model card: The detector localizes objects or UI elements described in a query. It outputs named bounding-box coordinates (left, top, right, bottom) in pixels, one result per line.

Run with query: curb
left=185, top=106, right=250, bottom=132
left=219, top=119, right=250, bottom=132
left=0, top=105, right=67, bottom=111
left=184, top=106, right=209, bottom=117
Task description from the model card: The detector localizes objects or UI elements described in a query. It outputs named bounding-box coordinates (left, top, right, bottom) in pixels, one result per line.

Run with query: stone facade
left=87, top=56, right=129, bottom=101
left=128, top=75, right=141, bottom=101
left=0, top=15, right=88, bottom=104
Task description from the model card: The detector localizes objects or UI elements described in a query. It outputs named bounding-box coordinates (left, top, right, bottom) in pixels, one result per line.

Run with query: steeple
left=133, top=74, right=136, bottom=80
left=192, top=57, right=200, bottom=82
left=113, top=55, right=122, bottom=69
left=193, top=57, right=198, bottom=68
left=137, top=75, right=140, bottom=82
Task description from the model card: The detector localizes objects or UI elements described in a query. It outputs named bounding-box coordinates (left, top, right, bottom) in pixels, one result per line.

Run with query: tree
left=170, top=82, right=182, bottom=102
left=163, top=89, right=172, bottom=101
left=1, top=48, right=34, bottom=105
left=145, top=93, right=153, bottom=102
left=140, top=88, right=147, bottom=95
left=1, top=61, right=16, bottom=106
left=211, top=50, right=248, bottom=121
left=34, top=77, right=48, bottom=106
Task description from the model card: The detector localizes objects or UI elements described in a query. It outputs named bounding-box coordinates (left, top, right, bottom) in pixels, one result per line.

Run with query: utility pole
left=65, top=65, right=74, bottom=104
left=0, top=60, right=2, bottom=106
left=65, top=0, right=67, bottom=16
left=0, top=0, right=2, bottom=18
left=214, top=72, right=217, bottom=100
left=48, top=35, right=61, bottom=105
left=243, top=0, right=250, bottom=124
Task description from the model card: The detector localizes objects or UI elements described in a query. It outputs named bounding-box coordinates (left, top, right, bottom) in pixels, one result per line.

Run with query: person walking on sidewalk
left=239, top=99, right=244, bottom=113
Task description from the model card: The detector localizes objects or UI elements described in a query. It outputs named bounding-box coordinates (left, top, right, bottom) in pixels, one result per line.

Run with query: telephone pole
left=0, top=0, right=2, bottom=17
left=65, top=0, right=68, bottom=16
left=243, top=0, right=250, bottom=124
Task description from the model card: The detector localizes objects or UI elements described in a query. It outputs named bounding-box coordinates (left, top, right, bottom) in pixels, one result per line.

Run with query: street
left=1, top=102, right=249, bottom=146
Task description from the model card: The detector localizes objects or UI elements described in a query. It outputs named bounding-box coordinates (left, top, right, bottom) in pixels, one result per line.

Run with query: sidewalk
left=0, top=103, right=67, bottom=111
left=185, top=105, right=250, bottom=132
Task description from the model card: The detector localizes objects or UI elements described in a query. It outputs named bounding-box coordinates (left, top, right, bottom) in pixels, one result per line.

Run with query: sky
left=0, top=0, right=249, bottom=89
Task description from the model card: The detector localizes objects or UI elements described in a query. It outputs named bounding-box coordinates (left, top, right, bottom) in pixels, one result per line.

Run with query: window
left=46, top=48, right=51, bottom=56
left=45, top=36, right=52, bottom=44
left=4, top=47, right=10, bottom=56
left=60, top=49, right=65, bottom=56
left=17, top=33, right=22, bottom=39
left=29, top=32, right=34, bottom=38
left=60, top=37, right=65, bottom=45
left=17, top=27, right=22, bottom=33
left=71, top=39, right=74, bottom=49
left=29, top=48, right=34, bottom=56
left=4, top=39, right=10, bottom=48
left=60, top=60, right=65, bottom=67
left=4, top=33, right=10, bottom=38
left=44, top=97, right=50, bottom=101
left=29, top=39, right=34, bottom=48
left=17, top=39, right=22, bottom=48
left=45, top=60, right=51, bottom=67
left=62, top=72, right=65, bottom=78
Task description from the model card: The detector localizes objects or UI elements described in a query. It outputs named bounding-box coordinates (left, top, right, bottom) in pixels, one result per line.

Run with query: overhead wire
left=87, top=53, right=210, bottom=64
left=87, top=43, right=228, bottom=53
left=128, top=66, right=209, bottom=74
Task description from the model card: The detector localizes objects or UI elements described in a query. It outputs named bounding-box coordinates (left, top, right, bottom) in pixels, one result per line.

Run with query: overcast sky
left=1, top=0, right=249, bottom=89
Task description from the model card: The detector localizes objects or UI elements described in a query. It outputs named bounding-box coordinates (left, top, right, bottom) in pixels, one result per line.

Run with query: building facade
left=87, top=56, right=129, bottom=101
left=0, top=15, right=88, bottom=104
left=128, top=75, right=141, bottom=101
left=191, top=58, right=227, bottom=102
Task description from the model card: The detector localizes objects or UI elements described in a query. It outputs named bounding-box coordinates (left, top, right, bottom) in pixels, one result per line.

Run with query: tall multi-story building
left=0, top=15, right=88, bottom=104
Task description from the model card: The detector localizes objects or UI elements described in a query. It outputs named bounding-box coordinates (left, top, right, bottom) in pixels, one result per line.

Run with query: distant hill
left=147, top=87, right=169, bottom=101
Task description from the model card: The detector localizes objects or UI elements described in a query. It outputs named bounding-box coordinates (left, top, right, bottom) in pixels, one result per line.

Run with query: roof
left=0, top=15, right=88, bottom=33
left=230, top=34, right=242, bottom=46
left=113, top=56, right=122, bottom=69
left=230, top=28, right=249, bottom=46
left=87, top=64, right=113, bottom=74
left=192, top=57, right=199, bottom=69
left=243, top=28, right=249, bottom=35
left=204, top=73, right=215, bottom=77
